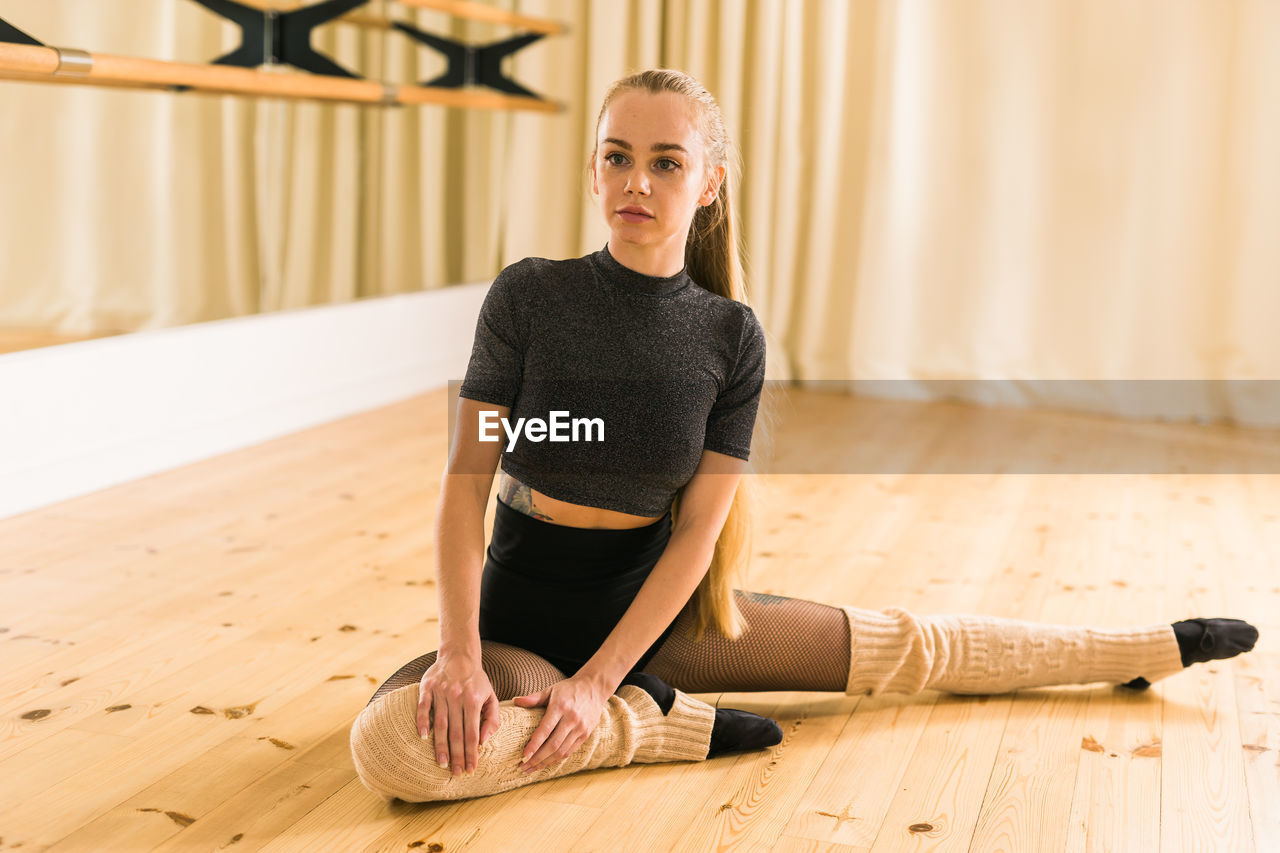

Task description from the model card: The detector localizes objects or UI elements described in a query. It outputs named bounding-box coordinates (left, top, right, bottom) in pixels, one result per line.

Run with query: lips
left=617, top=206, right=653, bottom=218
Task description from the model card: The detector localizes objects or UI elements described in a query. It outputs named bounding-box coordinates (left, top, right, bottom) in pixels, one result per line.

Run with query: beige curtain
left=508, top=0, right=1280, bottom=417
left=0, top=0, right=513, bottom=333
left=3, top=1, right=1278, bottom=415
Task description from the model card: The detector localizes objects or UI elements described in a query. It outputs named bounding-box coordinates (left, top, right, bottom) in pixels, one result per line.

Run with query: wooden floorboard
left=1, top=388, right=1276, bottom=851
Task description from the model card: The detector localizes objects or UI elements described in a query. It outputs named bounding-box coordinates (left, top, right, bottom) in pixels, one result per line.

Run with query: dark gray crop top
left=457, top=243, right=766, bottom=517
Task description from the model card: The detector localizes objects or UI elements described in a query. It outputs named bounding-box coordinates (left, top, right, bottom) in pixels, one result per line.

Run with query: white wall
left=0, top=284, right=488, bottom=520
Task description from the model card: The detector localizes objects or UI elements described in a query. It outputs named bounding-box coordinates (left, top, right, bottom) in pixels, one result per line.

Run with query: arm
left=576, top=448, right=747, bottom=693
left=430, top=259, right=527, bottom=775
left=420, top=396, right=507, bottom=777
left=435, top=396, right=507, bottom=657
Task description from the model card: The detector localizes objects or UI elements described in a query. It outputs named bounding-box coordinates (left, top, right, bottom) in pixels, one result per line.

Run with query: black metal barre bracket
left=392, top=22, right=545, bottom=99
left=188, top=0, right=367, bottom=77
left=0, top=16, right=45, bottom=46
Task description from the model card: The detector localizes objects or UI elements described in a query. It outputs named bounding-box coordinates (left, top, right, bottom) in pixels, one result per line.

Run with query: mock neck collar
left=591, top=243, right=692, bottom=297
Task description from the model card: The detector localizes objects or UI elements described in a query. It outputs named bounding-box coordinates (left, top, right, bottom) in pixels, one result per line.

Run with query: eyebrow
left=602, top=137, right=689, bottom=154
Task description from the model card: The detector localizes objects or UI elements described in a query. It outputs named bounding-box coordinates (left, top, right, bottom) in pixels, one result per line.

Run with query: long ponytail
left=590, top=69, right=774, bottom=642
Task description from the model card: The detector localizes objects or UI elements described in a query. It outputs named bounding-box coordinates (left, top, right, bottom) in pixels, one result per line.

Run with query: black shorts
left=478, top=496, right=681, bottom=677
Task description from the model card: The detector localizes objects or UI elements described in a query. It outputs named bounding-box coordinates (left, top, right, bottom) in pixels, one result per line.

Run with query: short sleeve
left=703, top=307, right=766, bottom=460
left=458, top=261, right=530, bottom=408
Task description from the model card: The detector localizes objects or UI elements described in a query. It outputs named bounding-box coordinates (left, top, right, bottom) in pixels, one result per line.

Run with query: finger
left=447, top=695, right=465, bottom=776
left=521, top=715, right=557, bottom=769
left=527, top=728, right=574, bottom=774
left=513, top=690, right=544, bottom=707
left=416, top=685, right=432, bottom=738
left=431, top=691, right=449, bottom=769
left=551, top=733, right=585, bottom=771
left=479, top=693, right=501, bottom=746
left=525, top=725, right=571, bottom=774
left=463, top=698, right=479, bottom=774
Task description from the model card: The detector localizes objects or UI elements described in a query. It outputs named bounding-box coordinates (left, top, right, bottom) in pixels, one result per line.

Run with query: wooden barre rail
left=395, top=0, right=566, bottom=35
left=252, top=0, right=566, bottom=35
left=0, top=41, right=562, bottom=111
left=236, top=1, right=395, bottom=30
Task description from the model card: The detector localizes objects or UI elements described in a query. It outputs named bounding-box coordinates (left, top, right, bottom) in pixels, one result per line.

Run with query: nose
left=624, top=168, right=650, bottom=197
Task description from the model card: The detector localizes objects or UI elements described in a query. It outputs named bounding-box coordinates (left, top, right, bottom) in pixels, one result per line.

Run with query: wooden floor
left=1, top=387, right=1277, bottom=852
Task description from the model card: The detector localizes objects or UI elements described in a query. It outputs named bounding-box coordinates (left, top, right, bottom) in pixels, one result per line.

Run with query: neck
left=607, top=234, right=687, bottom=278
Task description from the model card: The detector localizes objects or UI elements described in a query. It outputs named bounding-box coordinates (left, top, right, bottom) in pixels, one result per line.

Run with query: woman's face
left=590, top=90, right=724, bottom=256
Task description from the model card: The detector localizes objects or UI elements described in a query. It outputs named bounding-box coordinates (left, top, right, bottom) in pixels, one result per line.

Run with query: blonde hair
left=589, top=69, right=774, bottom=642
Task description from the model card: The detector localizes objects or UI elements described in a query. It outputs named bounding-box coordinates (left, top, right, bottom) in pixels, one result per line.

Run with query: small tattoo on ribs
left=499, top=476, right=557, bottom=522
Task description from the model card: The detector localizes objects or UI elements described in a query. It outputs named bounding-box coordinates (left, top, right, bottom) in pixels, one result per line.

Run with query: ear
left=701, top=163, right=726, bottom=206
left=589, top=152, right=599, bottom=196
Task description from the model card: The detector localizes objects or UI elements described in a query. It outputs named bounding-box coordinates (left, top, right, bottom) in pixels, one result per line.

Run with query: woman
left=349, top=69, right=1258, bottom=804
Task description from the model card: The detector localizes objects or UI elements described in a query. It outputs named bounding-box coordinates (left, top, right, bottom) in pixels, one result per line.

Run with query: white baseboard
left=0, top=284, right=488, bottom=520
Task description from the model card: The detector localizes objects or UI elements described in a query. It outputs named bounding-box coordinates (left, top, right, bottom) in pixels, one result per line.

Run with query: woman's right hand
left=417, top=653, right=501, bottom=776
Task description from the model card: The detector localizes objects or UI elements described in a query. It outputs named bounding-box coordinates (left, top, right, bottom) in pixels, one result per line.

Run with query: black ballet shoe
left=619, top=671, right=783, bottom=757
left=1120, top=617, right=1259, bottom=690
left=1172, top=617, right=1259, bottom=667
left=708, top=708, right=784, bottom=758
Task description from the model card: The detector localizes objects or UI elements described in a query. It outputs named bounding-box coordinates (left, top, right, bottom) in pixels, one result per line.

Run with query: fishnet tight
left=367, top=589, right=847, bottom=705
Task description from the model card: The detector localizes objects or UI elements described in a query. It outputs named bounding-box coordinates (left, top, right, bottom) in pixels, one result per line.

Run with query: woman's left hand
left=512, top=674, right=613, bottom=773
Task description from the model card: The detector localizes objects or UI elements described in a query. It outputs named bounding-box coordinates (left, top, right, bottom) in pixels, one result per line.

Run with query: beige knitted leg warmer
left=349, top=681, right=715, bottom=803
left=841, top=605, right=1185, bottom=697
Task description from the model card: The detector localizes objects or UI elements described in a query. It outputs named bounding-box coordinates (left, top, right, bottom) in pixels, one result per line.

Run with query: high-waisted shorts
left=478, top=496, right=681, bottom=677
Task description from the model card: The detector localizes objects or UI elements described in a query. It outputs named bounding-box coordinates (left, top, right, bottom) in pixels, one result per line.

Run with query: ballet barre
left=248, top=0, right=565, bottom=35
left=257, top=0, right=567, bottom=36
left=0, top=0, right=565, bottom=110
left=393, top=0, right=567, bottom=36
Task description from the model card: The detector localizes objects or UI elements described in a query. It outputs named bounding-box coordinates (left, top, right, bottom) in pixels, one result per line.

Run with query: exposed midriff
left=497, top=470, right=667, bottom=530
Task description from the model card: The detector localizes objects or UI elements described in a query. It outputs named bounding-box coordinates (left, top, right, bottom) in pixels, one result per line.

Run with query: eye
left=656, top=158, right=681, bottom=172
left=604, top=152, right=627, bottom=166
